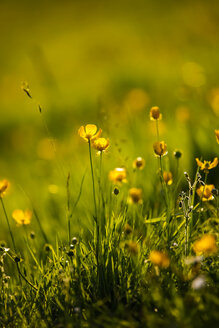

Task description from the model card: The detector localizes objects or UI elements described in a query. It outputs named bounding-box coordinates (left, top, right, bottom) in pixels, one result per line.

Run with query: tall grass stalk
left=66, top=172, right=71, bottom=245
left=198, top=172, right=208, bottom=222
left=88, top=140, right=97, bottom=219
left=156, top=120, right=159, bottom=141
left=0, top=198, right=17, bottom=252
left=88, top=140, right=99, bottom=265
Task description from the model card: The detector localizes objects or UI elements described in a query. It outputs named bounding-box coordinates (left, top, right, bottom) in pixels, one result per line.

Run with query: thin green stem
left=159, top=156, right=171, bottom=242
left=216, top=197, right=218, bottom=218
left=88, top=140, right=99, bottom=265
left=159, top=156, right=169, bottom=208
left=1, top=198, right=17, bottom=252
left=189, top=167, right=199, bottom=234
left=99, top=151, right=104, bottom=237
left=66, top=172, right=71, bottom=245
left=88, top=140, right=97, bottom=219
left=156, top=120, right=159, bottom=141
left=32, top=208, right=48, bottom=244
left=16, top=185, right=48, bottom=244
left=16, top=262, right=38, bottom=291
left=99, top=151, right=103, bottom=212
left=198, top=172, right=208, bottom=221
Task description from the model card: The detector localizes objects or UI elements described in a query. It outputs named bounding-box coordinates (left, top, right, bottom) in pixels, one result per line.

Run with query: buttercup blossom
left=153, top=141, right=168, bottom=157
left=12, top=209, right=32, bottom=225
left=193, top=234, right=217, bottom=256
left=0, top=180, right=9, bottom=198
left=109, top=168, right=127, bottom=184
left=163, top=171, right=173, bottom=185
left=150, top=106, right=162, bottom=121
left=133, top=157, right=145, bottom=170
left=78, top=124, right=102, bottom=142
left=128, top=188, right=143, bottom=204
left=196, top=184, right=215, bottom=201
left=215, top=130, right=219, bottom=144
left=92, top=138, right=110, bottom=152
left=149, top=250, right=170, bottom=268
left=195, top=157, right=218, bottom=173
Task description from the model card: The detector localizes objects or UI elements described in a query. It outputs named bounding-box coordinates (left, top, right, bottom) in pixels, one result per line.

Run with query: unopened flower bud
left=71, top=237, right=77, bottom=245
left=113, top=187, right=119, bottom=195
left=174, top=150, right=182, bottom=159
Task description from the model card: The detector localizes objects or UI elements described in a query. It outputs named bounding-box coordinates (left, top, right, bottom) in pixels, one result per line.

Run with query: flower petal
left=91, top=128, right=102, bottom=141
left=78, top=126, right=86, bottom=139
left=85, top=124, right=97, bottom=137
left=210, top=157, right=218, bottom=169
left=195, top=158, right=203, bottom=167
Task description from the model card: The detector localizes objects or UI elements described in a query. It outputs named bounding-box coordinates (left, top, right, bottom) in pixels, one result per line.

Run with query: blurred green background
left=0, top=0, right=219, bottom=244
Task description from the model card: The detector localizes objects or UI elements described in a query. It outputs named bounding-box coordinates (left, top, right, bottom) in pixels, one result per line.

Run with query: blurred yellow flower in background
left=128, top=188, right=143, bottom=204
left=92, top=137, right=110, bottom=152
left=175, top=106, right=190, bottom=123
left=193, top=234, right=217, bottom=256
left=196, top=184, right=215, bottom=201
left=78, top=124, right=102, bottom=142
left=126, top=241, right=139, bottom=255
left=109, top=168, right=127, bottom=184
left=12, top=209, right=32, bottom=225
left=196, top=157, right=218, bottom=173
left=125, top=88, right=149, bottom=112
left=0, top=180, right=10, bottom=198
left=150, top=106, right=162, bottom=121
left=209, top=88, right=219, bottom=116
left=153, top=141, right=167, bottom=157
left=133, top=157, right=145, bottom=170
left=163, top=171, right=173, bottom=185
left=37, top=138, right=56, bottom=160
left=149, top=250, right=170, bottom=268
left=215, top=130, right=219, bottom=144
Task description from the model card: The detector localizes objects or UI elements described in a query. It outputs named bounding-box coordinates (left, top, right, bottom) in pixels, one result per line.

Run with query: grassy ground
left=0, top=1, right=219, bottom=327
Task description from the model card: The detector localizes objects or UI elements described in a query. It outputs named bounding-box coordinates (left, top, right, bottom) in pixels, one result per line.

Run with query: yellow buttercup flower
left=133, top=157, right=145, bottom=170
left=196, top=184, right=215, bottom=201
left=109, top=168, right=127, bottom=184
left=128, top=188, right=143, bottom=204
left=153, top=141, right=167, bottom=157
left=215, top=130, right=219, bottom=144
left=78, top=124, right=102, bottom=142
left=12, top=209, right=32, bottom=225
left=150, top=106, right=162, bottom=121
left=196, top=157, right=218, bottom=173
left=193, top=234, right=217, bottom=256
left=0, top=180, right=10, bottom=198
left=149, top=250, right=170, bottom=268
left=163, top=171, right=173, bottom=185
left=92, top=137, right=110, bottom=152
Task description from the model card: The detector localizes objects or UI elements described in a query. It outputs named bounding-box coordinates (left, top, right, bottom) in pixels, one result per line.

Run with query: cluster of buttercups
left=78, top=124, right=109, bottom=153
left=78, top=106, right=218, bottom=267
left=150, top=106, right=218, bottom=259
left=0, top=109, right=218, bottom=269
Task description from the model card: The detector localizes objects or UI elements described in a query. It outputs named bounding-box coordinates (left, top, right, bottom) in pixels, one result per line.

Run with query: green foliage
left=0, top=1, right=219, bottom=327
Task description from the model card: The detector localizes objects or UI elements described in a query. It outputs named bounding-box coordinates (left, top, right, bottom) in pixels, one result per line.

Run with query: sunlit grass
left=0, top=1, right=219, bottom=326
left=0, top=102, right=218, bottom=327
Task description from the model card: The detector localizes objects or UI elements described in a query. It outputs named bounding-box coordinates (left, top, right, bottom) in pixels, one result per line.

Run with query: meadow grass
left=0, top=105, right=218, bottom=328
